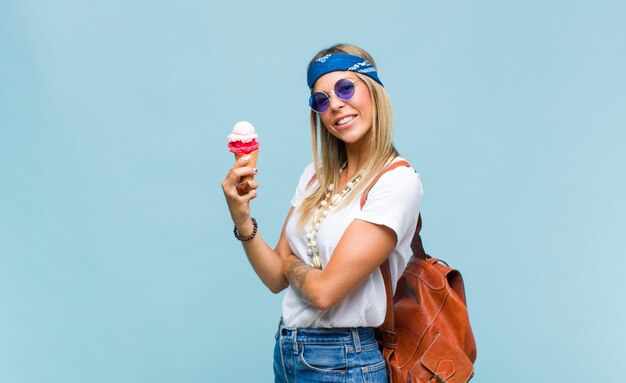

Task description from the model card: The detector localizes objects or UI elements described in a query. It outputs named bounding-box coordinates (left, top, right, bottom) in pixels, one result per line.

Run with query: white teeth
left=337, top=116, right=355, bottom=125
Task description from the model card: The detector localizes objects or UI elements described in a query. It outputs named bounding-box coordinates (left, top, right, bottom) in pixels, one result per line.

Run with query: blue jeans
left=273, top=320, right=389, bottom=383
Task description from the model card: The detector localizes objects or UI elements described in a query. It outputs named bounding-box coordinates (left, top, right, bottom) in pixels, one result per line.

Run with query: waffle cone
left=235, top=149, right=258, bottom=182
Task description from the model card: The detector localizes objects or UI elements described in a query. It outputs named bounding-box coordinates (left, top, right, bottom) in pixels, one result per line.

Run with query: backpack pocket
left=414, top=332, right=474, bottom=383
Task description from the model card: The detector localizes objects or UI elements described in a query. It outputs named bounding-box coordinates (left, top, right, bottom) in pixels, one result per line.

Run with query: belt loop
left=351, top=328, right=362, bottom=353
left=275, top=317, right=283, bottom=339
left=292, top=328, right=299, bottom=355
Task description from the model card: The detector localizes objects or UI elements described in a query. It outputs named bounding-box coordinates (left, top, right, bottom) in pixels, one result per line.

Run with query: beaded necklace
left=305, top=165, right=364, bottom=269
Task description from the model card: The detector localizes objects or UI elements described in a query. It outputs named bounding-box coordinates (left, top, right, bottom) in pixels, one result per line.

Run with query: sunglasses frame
left=309, top=78, right=362, bottom=113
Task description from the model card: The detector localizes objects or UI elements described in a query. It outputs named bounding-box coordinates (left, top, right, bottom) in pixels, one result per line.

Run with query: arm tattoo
left=286, top=258, right=315, bottom=304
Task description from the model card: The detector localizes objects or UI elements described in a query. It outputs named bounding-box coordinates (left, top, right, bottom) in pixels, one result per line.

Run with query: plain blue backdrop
left=2, top=1, right=625, bottom=382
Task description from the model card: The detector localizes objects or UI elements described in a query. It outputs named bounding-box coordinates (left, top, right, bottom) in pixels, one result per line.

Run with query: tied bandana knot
left=307, top=53, right=384, bottom=89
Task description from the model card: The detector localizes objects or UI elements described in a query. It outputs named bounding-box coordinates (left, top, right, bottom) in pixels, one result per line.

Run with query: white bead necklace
left=306, top=166, right=364, bottom=269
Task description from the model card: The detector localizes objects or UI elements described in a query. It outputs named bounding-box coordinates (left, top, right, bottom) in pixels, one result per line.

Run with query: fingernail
left=242, top=155, right=250, bottom=162
left=254, top=168, right=259, bottom=174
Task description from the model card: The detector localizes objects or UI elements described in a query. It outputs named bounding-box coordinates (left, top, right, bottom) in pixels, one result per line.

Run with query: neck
left=343, top=142, right=370, bottom=181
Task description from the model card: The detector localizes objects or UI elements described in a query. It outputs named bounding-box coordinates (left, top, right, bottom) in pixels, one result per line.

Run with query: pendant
left=311, top=255, right=322, bottom=269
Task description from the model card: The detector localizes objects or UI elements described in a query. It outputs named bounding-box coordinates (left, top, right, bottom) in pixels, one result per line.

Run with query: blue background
left=2, top=1, right=625, bottom=382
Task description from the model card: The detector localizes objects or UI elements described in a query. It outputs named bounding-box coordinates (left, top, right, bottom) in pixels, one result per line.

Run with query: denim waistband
left=277, top=319, right=378, bottom=353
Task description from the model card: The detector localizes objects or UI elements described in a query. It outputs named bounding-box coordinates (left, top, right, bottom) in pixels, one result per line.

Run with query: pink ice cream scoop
left=228, top=121, right=259, bottom=155
left=228, top=121, right=259, bottom=183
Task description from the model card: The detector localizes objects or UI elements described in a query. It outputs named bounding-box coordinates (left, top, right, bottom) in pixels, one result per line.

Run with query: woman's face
left=312, top=71, right=373, bottom=146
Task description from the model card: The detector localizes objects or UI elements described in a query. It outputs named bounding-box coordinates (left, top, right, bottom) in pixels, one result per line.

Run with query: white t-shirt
left=282, top=158, right=423, bottom=328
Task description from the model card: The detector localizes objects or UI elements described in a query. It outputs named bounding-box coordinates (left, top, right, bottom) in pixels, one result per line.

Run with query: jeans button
left=281, top=328, right=288, bottom=336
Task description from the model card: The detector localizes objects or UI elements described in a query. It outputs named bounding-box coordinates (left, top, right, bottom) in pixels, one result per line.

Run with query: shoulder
left=298, top=162, right=317, bottom=188
left=365, top=157, right=423, bottom=198
left=291, top=162, right=318, bottom=207
left=356, top=157, right=423, bottom=239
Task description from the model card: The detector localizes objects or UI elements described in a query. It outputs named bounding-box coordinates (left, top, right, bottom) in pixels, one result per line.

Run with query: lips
left=335, top=115, right=357, bottom=126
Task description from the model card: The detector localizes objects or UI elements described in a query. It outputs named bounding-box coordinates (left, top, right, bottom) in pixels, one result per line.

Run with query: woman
left=222, top=44, right=423, bottom=382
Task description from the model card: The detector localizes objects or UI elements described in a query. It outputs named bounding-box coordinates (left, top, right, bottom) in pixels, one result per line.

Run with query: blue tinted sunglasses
left=309, top=78, right=361, bottom=113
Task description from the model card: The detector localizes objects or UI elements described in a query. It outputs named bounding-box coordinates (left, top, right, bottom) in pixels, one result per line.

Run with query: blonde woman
left=222, top=44, right=423, bottom=382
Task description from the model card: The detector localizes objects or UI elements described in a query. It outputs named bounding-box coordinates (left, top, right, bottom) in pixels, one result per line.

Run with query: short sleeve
left=290, top=162, right=318, bottom=208
left=356, top=165, right=423, bottom=240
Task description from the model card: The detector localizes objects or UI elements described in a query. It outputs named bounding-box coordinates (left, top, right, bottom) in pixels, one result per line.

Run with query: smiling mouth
left=336, top=115, right=356, bottom=126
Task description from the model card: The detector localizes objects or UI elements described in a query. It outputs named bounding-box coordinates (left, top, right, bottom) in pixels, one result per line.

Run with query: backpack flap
left=420, top=332, right=474, bottom=383
left=430, top=259, right=468, bottom=306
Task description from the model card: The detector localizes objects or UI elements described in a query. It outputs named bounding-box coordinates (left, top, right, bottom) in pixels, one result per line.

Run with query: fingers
left=237, top=169, right=258, bottom=182
left=221, top=155, right=260, bottom=226
left=227, top=156, right=257, bottom=182
left=222, top=153, right=260, bottom=206
left=223, top=177, right=258, bottom=193
left=236, top=179, right=260, bottom=195
left=225, top=154, right=257, bottom=183
left=235, top=155, right=252, bottom=167
left=222, top=171, right=259, bottom=198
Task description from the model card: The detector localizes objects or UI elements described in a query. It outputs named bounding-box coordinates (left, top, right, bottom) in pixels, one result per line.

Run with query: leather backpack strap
left=360, top=159, right=415, bottom=346
left=378, top=259, right=396, bottom=346
left=359, top=160, right=411, bottom=209
left=411, top=215, right=427, bottom=261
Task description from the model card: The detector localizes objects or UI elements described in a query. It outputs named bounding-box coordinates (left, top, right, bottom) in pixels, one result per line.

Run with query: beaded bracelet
left=233, top=217, right=258, bottom=241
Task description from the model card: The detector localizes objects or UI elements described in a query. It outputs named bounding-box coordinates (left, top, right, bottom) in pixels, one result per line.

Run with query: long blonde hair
left=297, top=44, right=398, bottom=228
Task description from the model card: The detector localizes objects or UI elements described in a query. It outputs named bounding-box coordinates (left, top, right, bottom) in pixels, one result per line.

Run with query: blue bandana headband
left=307, top=53, right=384, bottom=89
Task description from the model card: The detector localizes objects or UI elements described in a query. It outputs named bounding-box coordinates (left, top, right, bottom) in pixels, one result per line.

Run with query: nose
left=327, top=92, right=346, bottom=110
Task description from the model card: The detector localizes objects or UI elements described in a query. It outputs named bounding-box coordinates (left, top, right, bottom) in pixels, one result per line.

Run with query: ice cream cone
left=236, top=149, right=258, bottom=182
left=228, top=121, right=259, bottom=184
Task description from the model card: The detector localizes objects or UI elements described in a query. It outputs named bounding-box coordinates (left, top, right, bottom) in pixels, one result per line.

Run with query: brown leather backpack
left=361, top=160, right=477, bottom=383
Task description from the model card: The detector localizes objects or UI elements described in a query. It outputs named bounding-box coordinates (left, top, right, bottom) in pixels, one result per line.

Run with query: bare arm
left=283, top=219, right=396, bottom=310
left=221, top=155, right=291, bottom=293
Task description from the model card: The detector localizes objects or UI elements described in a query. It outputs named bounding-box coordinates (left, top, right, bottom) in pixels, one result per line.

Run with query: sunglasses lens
left=334, top=79, right=356, bottom=101
left=310, top=92, right=330, bottom=113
